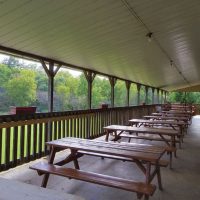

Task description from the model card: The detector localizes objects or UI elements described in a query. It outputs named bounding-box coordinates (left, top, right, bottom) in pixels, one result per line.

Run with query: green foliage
left=114, top=80, right=126, bottom=107
left=54, top=71, right=79, bottom=111
left=35, top=70, right=48, bottom=91
left=0, top=64, right=12, bottom=87
left=92, top=77, right=110, bottom=108
left=130, top=84, right=137, bottom=105
left=168, top=92, right=200, bottom=104
left=5, top=69, right=37, bottom=106
left=140, top=86, right=145, bottom=104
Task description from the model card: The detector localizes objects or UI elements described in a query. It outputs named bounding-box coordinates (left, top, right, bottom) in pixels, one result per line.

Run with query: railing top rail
left=0, top=104, right=159, bottom=123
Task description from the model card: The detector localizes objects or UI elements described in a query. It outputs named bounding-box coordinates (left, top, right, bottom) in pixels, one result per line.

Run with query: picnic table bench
left=30, top=137, right=166, bottom=200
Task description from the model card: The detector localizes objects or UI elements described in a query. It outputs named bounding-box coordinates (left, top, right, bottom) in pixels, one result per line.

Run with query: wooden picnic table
left=162, top=110, right=192, bottom=115
left=104, top=125, right=180, bottom=148
left=144, top=115, right=189, bottom=124
left=129, top=118, right=186, bottom=137
left=129, top=118, right=186, bottom=127
left=30, top=137, right=165, bottom=200
left=170, top=104, right=193, bottom=110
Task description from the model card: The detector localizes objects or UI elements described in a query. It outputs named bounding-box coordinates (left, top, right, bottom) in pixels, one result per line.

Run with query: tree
left=54, top=71, right=79, bottom=111
left=77, top=74, right=88, bottom=109
left=6, top=69, right=37, bottom=106
left=35, top=70, right=48, bottom=91
left=92, top=77, right=110, bottom=108
left=0, top=64, right=13, bottom=88
left=130, top=84, right=137, bottom=105
left=114, top=80, right=126, bottom=107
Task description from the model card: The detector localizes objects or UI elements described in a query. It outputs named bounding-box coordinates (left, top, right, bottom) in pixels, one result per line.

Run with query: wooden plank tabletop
left=129, top=119, right=186, bottom=126
left=162, top=110, right=192, bottom=115
left=144, top=115, right=189, bottom=121
left=46, top=137, right=165, bottom=162
left=103, top=125, right=180, bottom=136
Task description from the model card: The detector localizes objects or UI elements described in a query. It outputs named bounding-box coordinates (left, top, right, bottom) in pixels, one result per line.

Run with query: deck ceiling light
left=170, top=60, right=173, bottom=67
left=146, top=32, right=153, bottom=42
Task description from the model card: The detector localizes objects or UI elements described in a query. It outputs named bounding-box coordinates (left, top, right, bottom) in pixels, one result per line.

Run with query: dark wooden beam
left=125, top=81, right=131, bottom=106
left=84, top=71, right=96, bottom=109
left=157, top=89, right=160, bottom=104
left=145, top=86, right=149, bottom=104
left=152, top=88, right=155, bottom=104
left=137, top=84, right=141, bottom=105
left=109, top=77, right=117, bottom=108
left=160, top=90, right=163, bottom=104
left=41, top=61, right=61, bottom=112
left=164, top=91, right=167, bottom=102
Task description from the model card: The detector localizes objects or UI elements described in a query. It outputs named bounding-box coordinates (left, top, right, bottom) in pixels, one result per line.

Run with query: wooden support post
left=84, top=71, right=96, bottom=109
left=41, top=60, right=61, bottom=112
left=137, top=84, right=141, bottom=105
left=164, top=91, right=167, bottom=103
left=145, top=86, right=148, bottom=104
left=157, top=89, right=160, bottom=104
left=125, top=81, right=131, bottom=106
left=109, top=77, right=117, bottom=108
left=152, top=88, right=155, bottom=104
left=41, top=60, right=61, bottom=144
left=160, top=90, right=163, bottom=104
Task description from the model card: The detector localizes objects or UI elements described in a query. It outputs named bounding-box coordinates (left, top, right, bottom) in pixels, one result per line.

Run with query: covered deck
left=1, top=115, right=200, bottom=200
left=1, top=1, right=200, bottom=200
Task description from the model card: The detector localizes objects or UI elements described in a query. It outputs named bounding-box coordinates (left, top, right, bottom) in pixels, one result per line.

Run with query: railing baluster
left=62, top=119, right=65, bottom=138
left=0, top=128, right=2, bottom=170
left=27, top=124, right=31, bottom=161
left=5, top=127, right=11, bottom=169
left=44, top=122, right=48, bottom=154
left=70, top=118, right=73, bottom=137
left=55, top=121, right=58, bottom=140
left=38, top=123, right=43, bottom=157
left=33, top=124, right=37, bottom=159
left=58, top=120, right=61, bottom=139
left=20, top=125, right=25, bottom=163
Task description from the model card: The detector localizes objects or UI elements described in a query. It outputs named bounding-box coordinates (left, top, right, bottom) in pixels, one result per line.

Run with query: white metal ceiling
left=0, top=0, right=200, bottom=91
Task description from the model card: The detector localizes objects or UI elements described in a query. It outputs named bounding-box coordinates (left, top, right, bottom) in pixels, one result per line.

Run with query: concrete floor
left=1, top=116, right=200, bottom=200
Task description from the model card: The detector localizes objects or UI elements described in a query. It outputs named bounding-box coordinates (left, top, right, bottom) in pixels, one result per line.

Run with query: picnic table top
left=144, top=115, right=189, bottom=120
left=162, top=110, right=192, bottom=114
left=46, top=137, right=166, bottom=162
left=103, top=125, right=179, bottom=135
left=129, top=118, right=186, bottom=125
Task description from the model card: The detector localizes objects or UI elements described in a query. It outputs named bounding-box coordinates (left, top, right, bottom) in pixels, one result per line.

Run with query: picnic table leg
left=105, top=130, right=109, bottom=141
left=156, top=165, right=163, bottom=190
left=71, top=149, right=80, bottom=169
left=144, top=195, right=149, bottom=200
left=145, top=162, right=151, bottom=184
left=41, top=146, right=57, bottom=187
left=172, top=136, right=177, bottom=157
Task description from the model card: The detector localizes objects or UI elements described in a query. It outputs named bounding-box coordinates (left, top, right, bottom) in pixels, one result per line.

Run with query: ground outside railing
left=0, top=105, right=158, bottom=172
